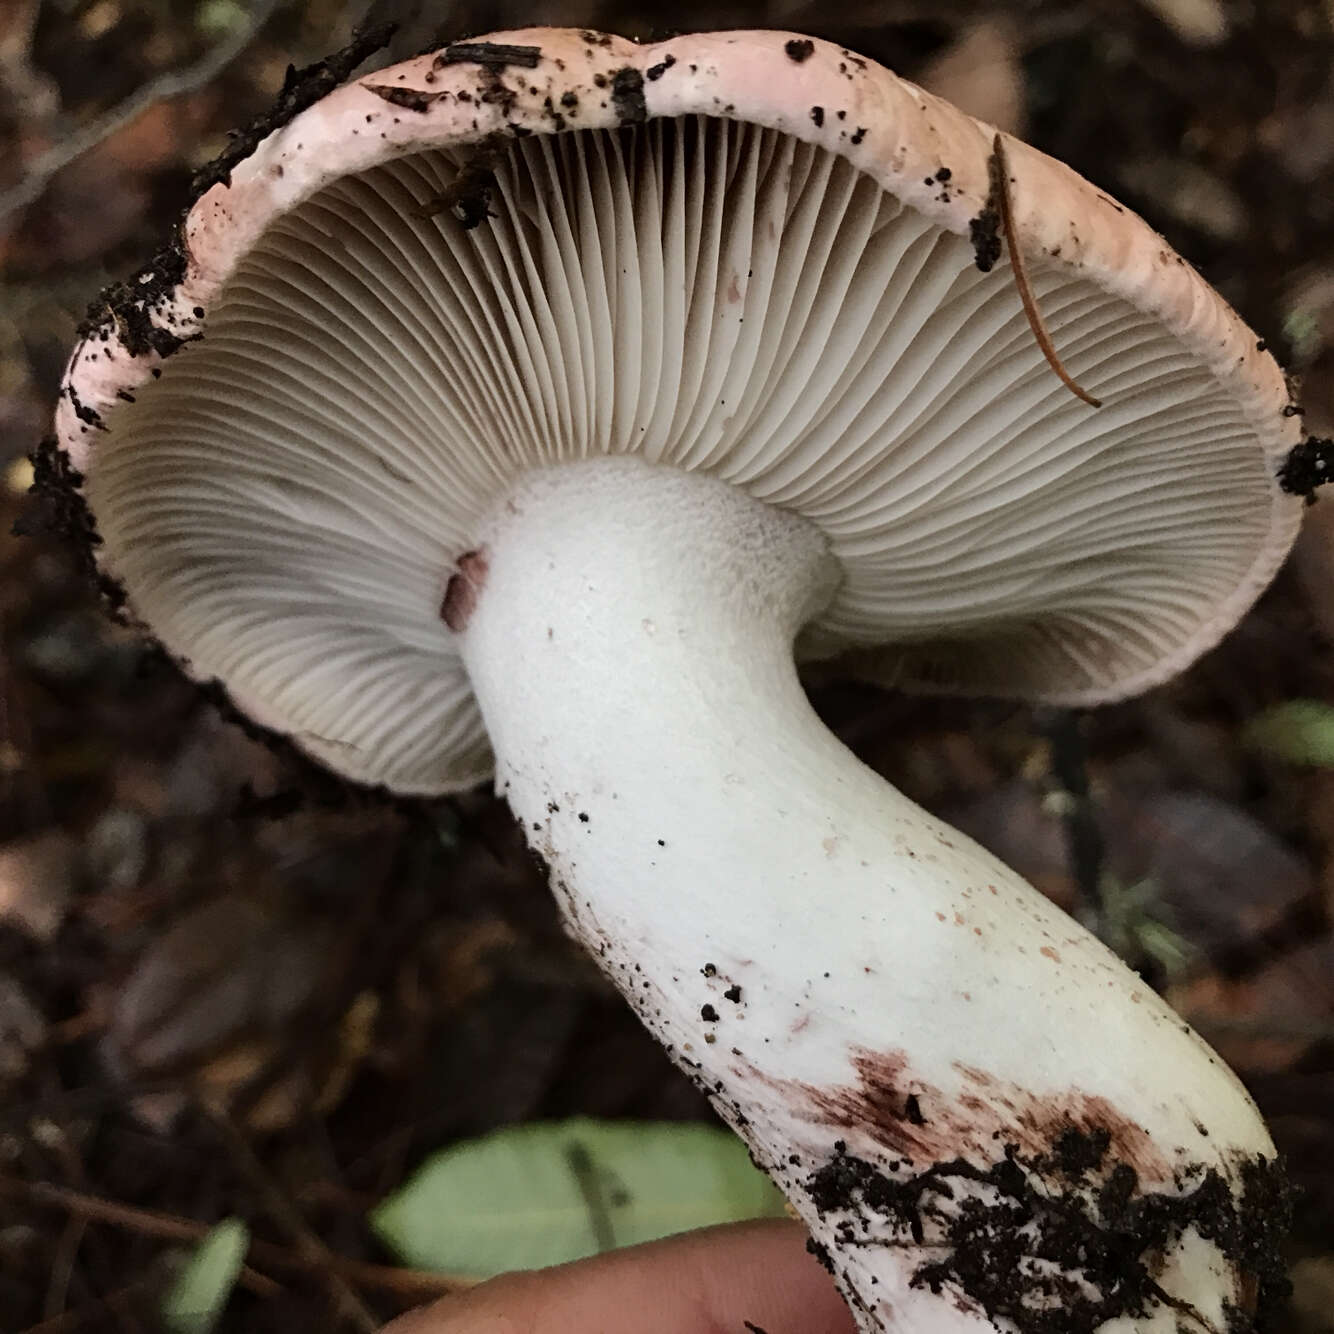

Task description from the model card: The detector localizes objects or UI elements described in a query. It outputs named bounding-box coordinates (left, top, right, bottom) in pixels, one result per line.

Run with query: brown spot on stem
left=440, top=549, right=489, bottom=632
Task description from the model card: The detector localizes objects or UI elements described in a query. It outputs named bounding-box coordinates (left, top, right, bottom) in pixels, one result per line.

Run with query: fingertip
left=378, top=1221, right=855, bottom=1334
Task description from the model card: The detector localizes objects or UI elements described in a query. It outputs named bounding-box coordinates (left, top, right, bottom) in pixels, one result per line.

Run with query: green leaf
left=371, top=1118, right=788, bottom=1276
left=161, top=1218, right=249, bottom=1334
left=1244, top=700, right=1334, bottom=767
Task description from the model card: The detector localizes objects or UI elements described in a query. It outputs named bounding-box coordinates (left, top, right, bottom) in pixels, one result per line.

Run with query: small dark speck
left=784, top=38, right=814, bottom=63
left=578, top=811, right=590, bottom=823
left=810, top=105, right=824, bottom=127
left=702, top=963, right=717, bottom=977
left=935, top=167, right=952, bottom=182
left=724, top=984, right=742, bottom=1003
left=645, top=54, right=676, bottom=81
left=850, top=127, right=866, bottom=145
left=657, top=838, right=666, bottom=846
left=744, top=1324, right=770, bottom=1334
left=701, top=1003, right=719, bottom=1022
left=192, top=306, right=205, bottom=318
left=905, top=1093, right=926, bottom=1125
left=1257, top=339, right=1268, bottom=352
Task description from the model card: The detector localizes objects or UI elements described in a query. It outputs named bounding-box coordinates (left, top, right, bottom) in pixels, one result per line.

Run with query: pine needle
left=990, top=133, right=1103, bottom=409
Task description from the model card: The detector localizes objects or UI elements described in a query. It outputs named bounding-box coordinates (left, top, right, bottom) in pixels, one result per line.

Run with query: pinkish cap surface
left=53, top=27, right=1305, bottom=793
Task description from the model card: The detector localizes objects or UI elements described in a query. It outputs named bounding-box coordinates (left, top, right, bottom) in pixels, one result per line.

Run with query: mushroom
left=49, top=27, right=1302, bottom=1334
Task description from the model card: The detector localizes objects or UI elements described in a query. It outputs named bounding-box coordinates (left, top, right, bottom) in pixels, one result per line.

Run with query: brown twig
left=34, top=1115, right=146, bottom=1334
left=0, top=0, right=281, bottom=222
left=198, top=1101, right=381, bottom=1331
left=990, top=133, right=1103, bottom=409
left=2, top=1176, right=477, bottom=1300
left=19, top=1284, right=150, bottom=1334
left=43, top=1215, right=86, bottom=1323
left=1, top=1178, right=280, bottom=1299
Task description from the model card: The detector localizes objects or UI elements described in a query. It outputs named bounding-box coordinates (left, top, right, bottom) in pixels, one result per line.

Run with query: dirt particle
left=17, top=437, right=117, bottom=615
left=63, top=383, right=105, bottom=432
left=804, top=1116, right=1290, bottom=1334
left=1278, top=436, right=1333, bottom=499
left=610, top=67, right=647, bottom=124
left=970, top=205, right=1002, bottom=273
left=78, top=242, right=194, bottom=360
left=806, top=1237, right=834, bottom=1273
left=969, top=148, right=1006, bottom=272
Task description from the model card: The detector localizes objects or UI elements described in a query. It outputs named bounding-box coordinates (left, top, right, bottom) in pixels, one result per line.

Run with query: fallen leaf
left=372, top=1119, right=788, bottom=1277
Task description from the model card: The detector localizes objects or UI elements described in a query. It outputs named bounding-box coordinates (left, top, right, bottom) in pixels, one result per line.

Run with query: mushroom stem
left=457, top=456, right=1281, bottom=1334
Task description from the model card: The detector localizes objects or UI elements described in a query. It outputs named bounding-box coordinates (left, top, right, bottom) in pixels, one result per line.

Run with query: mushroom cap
left=56, top=28, right=1303, bottom=794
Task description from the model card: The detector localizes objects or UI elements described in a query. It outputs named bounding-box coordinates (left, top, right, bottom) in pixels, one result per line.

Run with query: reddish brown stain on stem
left=440, top=549, right=490, bottom=632
left=753, top=1045, right=1171, bottom=1183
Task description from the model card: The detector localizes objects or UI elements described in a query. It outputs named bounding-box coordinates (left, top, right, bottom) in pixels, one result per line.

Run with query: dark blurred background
left=3, top=1, right=1334, bottom=1329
